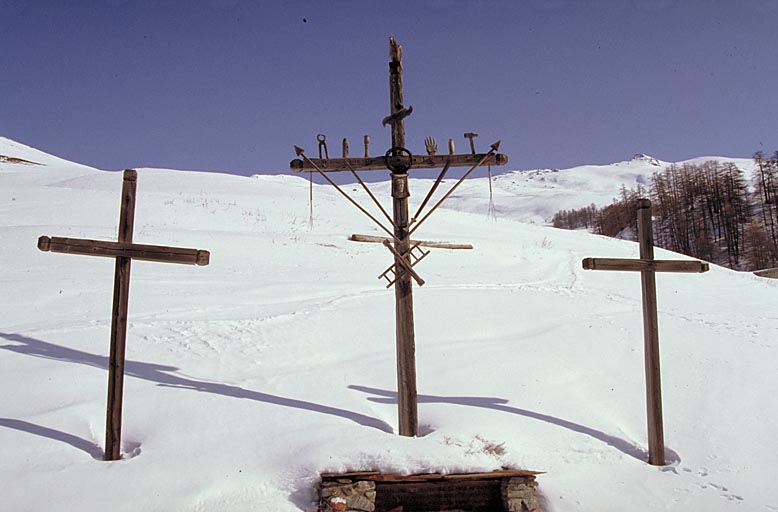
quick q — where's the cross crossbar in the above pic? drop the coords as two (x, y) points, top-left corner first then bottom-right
(582, 258), (708, 273)
(290, 153), (507, 173)
(349, 233), (473, 250)
(38, 236), (210, 266)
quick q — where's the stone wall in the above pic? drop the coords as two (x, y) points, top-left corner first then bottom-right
(502, 476), (541, 512)
(319, 478), (376, 512)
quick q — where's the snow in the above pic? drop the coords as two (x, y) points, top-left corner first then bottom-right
(1, 137), (776, 511)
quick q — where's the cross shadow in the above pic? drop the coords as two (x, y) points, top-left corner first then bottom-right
(349, 384), (659, 463)
(0, 332), (393, 433)
(0, 418), (104, 460)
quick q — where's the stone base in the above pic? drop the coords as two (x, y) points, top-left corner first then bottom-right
(318, 470), (542, 512)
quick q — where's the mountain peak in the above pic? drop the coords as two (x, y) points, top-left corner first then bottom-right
(630, 153), (661, 166)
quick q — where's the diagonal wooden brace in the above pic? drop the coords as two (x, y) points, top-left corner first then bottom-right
(381, 239), (426, 287)
(380, 247), (431, 288)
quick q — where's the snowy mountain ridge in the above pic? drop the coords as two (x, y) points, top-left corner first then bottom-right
(2, 136), (755, 225)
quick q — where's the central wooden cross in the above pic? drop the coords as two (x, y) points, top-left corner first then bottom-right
(290, 36), (507, 437)
(38, 169), (210, 461)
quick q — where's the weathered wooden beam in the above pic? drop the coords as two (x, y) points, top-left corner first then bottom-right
(349, 233), (473, 250)
(636, 200), (664, 467)
(320, 470), (544, 481)
(582, 257), (709, 273)
(38, 236), (210, 266)
(290, 152), (508, 173)
(106, 169), (136, 462)
(386, 34), (418, 439)
(754, 267), (778, 279)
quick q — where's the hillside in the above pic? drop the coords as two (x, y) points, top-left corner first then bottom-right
(1, 137), (776, 511)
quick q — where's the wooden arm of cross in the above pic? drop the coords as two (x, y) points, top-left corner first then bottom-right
(582, 258), (708, 273)
(349, 233), (473, 250)
(290, 152), (508, 173)
(381, 239), (428, 287)
(38, 236), (210, 265)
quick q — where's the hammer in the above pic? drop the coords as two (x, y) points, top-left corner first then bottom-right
(464, 132), (478, 154)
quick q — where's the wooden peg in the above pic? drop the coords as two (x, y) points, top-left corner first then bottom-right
(364, 135), (370, 158)
(342, 138), (349, 159)
(448, 138), (455, 155)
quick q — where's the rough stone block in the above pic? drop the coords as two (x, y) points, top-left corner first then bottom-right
(348, 495), (375, 512)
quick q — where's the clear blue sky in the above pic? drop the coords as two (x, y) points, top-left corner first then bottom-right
(2, 0), (778, 179)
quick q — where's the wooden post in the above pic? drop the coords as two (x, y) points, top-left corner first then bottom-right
(581, 198), (708, 466)
(37, 169), (210, 461)
(637, 198), (664, 466)
(387, 35), (418, 437)
(106, 169), (136, 461)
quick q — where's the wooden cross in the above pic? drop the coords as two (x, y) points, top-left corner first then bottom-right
(582, 198), (708, 466)
(37, 169), (210, 461)
(290, 36), (507, 437)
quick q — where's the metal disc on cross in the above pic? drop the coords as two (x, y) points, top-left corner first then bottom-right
(384, 147), (413, 173)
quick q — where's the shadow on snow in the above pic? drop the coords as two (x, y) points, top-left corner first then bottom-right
(0, 418), (104, 460)
(0, 332), (394, 445)
(0, 332), (680, 465)
(348, 384), (679, 464)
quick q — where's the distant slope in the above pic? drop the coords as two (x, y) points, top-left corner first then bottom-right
(427, 153), (756, 225)
(0, 136), (100, 172)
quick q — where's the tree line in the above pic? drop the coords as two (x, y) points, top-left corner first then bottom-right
(552, 153), (778, 271)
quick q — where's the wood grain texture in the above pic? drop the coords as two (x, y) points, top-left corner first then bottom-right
(582, 257), (708, 273)
(38, 236), (210, 266)
(105, 170), (137, 461)
(349, 233), (472, 250)
(289, 152), (508, 173)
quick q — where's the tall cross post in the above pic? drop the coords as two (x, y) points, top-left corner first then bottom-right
(386, 37), (417, 437)
(582, 198), (708, 465)
(37, 169), (210, 460)
(290, 36), (507, 436)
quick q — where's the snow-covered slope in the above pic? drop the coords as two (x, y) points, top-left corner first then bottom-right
(0, 136), (99, 172)
(1, 138), (776, 511)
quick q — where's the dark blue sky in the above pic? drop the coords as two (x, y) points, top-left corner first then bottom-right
(2, 0), (778, 179)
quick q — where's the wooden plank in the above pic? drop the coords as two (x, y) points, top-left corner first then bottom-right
(387, 35), (418, 439)
(349, 233), (473, 250)
(320, 471), (382, 479)
(637, 199), (665, 467)
(38, 236), (210, 266)
(582, 257), (709, 273)
(441, 470), (544, 480)
(754, 267), (778, 279)
(105, 169), (137, 461)
(320, 469), (544, 482)
(289, 152), (508, 173)
(369, 473), (444, 482)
